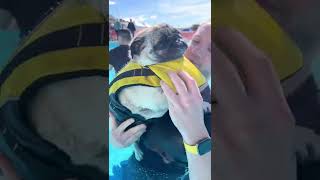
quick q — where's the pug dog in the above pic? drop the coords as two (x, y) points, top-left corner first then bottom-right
(116, 24), (210, 161)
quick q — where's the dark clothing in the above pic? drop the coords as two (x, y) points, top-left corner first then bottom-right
(127, 22), (136, 31)
(127, 22), (136, 36)
(287, 76), (320, 180)
(0, 0), (63, 37)
(201, 85), (212, 102)
(109, 45), (131, 72)
(287, 76), (320, 134)
(110, 147), (188, 180)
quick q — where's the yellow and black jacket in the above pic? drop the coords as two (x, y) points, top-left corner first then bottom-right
(0, 1), (107, 179)
(109, 56), (207, 128)
(213, 0), (304, 81)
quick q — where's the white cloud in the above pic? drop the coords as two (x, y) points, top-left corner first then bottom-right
(158, 0), (211, 20)
(117, 0), (210, 28)
(109, 1), (116, 5)
(150, 15), (157, 19)
(170, 15), (178, 19)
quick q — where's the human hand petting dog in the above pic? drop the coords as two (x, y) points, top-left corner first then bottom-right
(212, 28), (296, 180)
(160, 71), (211, 180)
(109, 112), (146, 148)
(160, 71), (210, 145)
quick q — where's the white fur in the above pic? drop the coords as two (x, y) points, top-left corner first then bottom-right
(119, 86), (169, 119)
(132, 40), (159, 66)
(120, 37), (170, 120)
(29, 76), (108, 172)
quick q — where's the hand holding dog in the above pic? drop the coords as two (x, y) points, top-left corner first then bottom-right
(109, 112), (146, 148)
(160, 71), (210, 145)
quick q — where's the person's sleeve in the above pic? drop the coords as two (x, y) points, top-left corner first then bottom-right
(204, 112), (212, 137)
(109, 49), (116, 66)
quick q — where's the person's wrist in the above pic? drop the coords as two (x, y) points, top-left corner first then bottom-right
(182, 128), (210, 145)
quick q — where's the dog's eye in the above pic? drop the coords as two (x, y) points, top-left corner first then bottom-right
(176, 39), (182, 43)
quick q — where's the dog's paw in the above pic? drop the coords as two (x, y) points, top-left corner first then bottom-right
(202, 101), (211, 113)
(134, 144), (144, 161)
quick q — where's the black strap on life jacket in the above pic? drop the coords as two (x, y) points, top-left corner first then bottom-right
(109, 66), (162, 129)
(0, 22), (108, 87)
(109, 67), (155, 88)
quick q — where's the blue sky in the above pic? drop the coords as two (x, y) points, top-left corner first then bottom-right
(109, 0), (211, 28)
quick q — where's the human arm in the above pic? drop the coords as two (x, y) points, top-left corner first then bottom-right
(160, 71), (211, 180)
(0, 154), (20, 180)
(109, 112), (146, 148)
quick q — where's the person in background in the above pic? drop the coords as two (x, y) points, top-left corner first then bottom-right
(114, 19), (121, 39)
(120, 19), (124, 29)
(109, 23), (113, 41)
(109, 29), (132, 72)
(127, 19), (136, 37)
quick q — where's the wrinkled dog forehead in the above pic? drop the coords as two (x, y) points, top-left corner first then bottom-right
(148, 24), (181, 44)
(136, 24), (181, 45)
(130, 24), (181, 57)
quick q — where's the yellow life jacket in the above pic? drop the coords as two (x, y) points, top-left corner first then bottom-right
(213, 0), (303, 81)
(109, 56), (207, 124)
(0, 1), (107, 179)
(0, 0), (107, 107)
(110, 56), (207, 94)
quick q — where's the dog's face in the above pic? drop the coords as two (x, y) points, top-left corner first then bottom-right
(130, 24), (188, 66)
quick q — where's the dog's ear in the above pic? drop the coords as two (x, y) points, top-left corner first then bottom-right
(130, 36), (146, 58)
